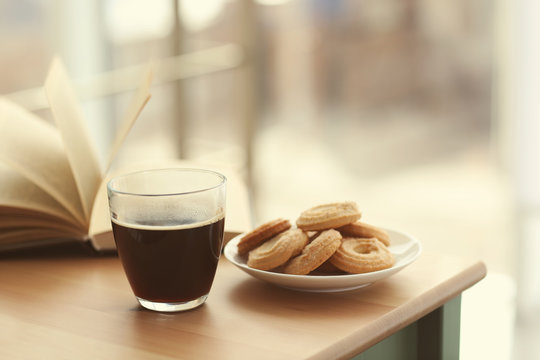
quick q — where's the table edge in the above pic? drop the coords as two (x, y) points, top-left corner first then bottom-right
(309, 260), (487, 360)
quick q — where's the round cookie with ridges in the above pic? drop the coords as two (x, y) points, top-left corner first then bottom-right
(329, 237), (394, 274)
(247, 228), (308, 271)
(237, 218), (291, 255)
(284, 229), (342, 275)
(296, 202), (361, 231)
(337, 221), (390, 246)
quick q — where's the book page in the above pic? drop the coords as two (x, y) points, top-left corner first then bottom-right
(105, 63), (153, 172)
(44, 57), (102, 221)
(0, 213), (84, 235)
(0, 228), (84, 249)
(0, 98), (86, 226)
(0, 163), (80, 227)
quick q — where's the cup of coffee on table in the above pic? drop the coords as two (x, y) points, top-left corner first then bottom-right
(107, 168), (226, 312)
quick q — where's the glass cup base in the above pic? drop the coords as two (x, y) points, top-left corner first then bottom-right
(136, 294), (208, 312)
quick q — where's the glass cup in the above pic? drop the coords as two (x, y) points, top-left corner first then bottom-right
(107, 168), (226, 312)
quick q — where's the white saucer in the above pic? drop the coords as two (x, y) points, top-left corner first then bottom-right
(223, 228), (422, 292)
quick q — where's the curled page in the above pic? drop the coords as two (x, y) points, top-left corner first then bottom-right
(44, 57), (102, 221)
(0, 163), (79, 227)
(0, 98), (86, 227)
(105, 63), (153, 172)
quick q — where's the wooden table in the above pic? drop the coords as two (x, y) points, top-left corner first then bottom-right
(0, 243), (485, 359)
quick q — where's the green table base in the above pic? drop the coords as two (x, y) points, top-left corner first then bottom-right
(353, 295), (461, 360)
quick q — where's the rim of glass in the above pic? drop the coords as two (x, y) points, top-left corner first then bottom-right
(107, 168), (227, 197)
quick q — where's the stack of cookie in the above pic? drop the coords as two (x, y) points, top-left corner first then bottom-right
(236, 202), (395, 275)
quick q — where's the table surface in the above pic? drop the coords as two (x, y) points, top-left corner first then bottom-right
(0, 245), (486, 360)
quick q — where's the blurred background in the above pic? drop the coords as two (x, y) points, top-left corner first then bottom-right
(1, 0), (539, 358)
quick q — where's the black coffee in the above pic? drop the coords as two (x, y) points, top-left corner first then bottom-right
(112, 216), (225, 303)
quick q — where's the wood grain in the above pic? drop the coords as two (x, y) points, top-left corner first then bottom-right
(0, 250), (486, 359)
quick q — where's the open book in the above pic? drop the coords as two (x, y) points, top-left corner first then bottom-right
(0, 58), (251, 252)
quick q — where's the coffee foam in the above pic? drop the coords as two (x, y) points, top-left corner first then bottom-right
(111, 207), (225, 231)
(109, 188), (225, 231)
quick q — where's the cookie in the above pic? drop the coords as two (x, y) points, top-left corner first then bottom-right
(283, 229), (342, 275)
(329, 237), (394, 274)
(237, 218), (291, 255)
(338, 221), (390, 246)
(247, 228), (308, 270)
(296, 202), (361, 231)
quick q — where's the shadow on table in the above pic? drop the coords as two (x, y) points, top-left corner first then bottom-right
(227, 276), (390, 319)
